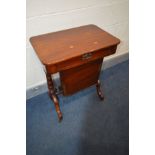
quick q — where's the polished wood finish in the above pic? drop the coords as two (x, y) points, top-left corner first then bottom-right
(30, 24), (120, 121)
(45, 73), (63, 121)
(30, 25), (120, 71)
(45, 46), (117, 74)
(60, 58), (103, 95)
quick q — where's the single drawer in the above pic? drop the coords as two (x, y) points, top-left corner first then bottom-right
(46, 45), (117, 74)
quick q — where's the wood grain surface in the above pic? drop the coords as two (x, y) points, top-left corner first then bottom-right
(30, 24), (120, 66)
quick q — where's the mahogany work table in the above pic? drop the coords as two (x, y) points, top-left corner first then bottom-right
(30, 24), (120, 121)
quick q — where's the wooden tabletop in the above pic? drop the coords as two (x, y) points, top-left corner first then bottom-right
(30, 25), (120, 66)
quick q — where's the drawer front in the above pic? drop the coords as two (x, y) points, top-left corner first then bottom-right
(60, 58), (103, 96)
(46, 45), (117, 74)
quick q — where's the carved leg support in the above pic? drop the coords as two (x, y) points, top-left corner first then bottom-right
(96, 80), (104, 100)
(46, 73), (63, 122)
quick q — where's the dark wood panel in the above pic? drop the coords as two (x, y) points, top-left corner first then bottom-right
(60, 58), (103, 95)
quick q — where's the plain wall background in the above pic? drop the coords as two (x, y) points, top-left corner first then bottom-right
(26, 0), (129, 89)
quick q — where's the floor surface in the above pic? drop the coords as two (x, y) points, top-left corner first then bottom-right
(27, 60), (129, 155)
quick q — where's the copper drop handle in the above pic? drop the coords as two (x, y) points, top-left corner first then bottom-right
(82, 53), (92, 60)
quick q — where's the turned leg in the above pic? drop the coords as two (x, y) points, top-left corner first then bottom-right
(46, 73), (63, 121)
(96, 80), (104, 100)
